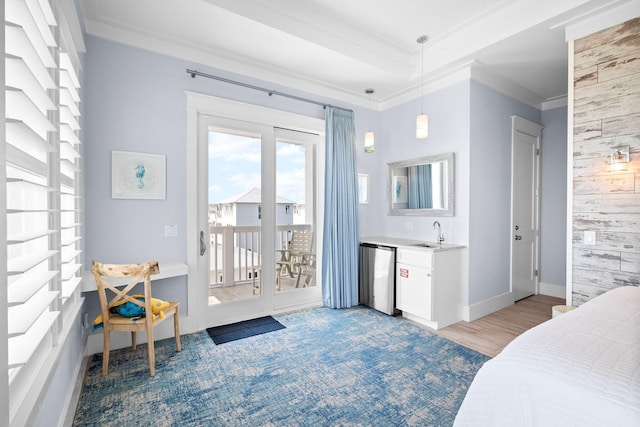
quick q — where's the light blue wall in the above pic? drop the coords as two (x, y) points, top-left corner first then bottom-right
(468, 81), (541, 304)
(358, 81), (471, 247)
(82, 35), (566, 337)
(81, 35), (369, 329)
(540, 106), (568, 287)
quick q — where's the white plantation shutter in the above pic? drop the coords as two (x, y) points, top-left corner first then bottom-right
(6, 0), (60, 373)
(58, 51), (82, 303)
(4, 0), (84, 422)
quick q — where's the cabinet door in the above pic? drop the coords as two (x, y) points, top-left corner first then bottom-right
(396, 262), (432, 320)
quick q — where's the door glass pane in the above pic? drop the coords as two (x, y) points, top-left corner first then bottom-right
(207, 130), (262, 304)
(275, 138), (316, 293)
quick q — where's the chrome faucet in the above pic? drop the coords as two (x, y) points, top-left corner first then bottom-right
(433, 221), (444, 244)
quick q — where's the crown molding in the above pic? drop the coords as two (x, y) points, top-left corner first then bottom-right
(84, 19), (371, 110)
(563, 0), (640, 41)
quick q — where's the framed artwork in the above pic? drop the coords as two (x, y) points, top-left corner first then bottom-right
(393, 176), (407, 203)
(111, 150), (166, 199)
(358, 174), (369, 204)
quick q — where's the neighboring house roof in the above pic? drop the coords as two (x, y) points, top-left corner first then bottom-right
(215, 188), (295, 205)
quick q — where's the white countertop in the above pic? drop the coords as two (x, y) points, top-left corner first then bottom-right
(360, 236), (465, 252)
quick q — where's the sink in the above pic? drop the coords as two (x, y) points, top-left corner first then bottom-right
(410, 243), (436, 248)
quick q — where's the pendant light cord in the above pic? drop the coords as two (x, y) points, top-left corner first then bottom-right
(417, 35), (428, 114)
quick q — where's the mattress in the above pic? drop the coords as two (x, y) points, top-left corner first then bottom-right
(454, 286), (640, 427)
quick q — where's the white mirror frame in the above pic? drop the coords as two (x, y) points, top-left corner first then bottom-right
(387, 152), (455, 217)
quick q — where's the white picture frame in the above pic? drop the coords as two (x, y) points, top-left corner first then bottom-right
(358, 174), (369, 204)
(111, 150), (166, 199)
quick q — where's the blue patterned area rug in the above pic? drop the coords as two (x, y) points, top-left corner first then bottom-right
(73, 306), (489, 426)
(206, 315), (285, 344)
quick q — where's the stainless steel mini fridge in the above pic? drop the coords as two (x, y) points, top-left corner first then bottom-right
(359, 243), (397, 315)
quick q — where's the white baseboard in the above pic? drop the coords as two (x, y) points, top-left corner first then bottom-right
(539, 282), (566, 299)
(61, 355), (89, 427)
(462, 291), (513, 322)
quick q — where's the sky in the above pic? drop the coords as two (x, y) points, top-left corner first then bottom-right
(208, 131), (307, 204)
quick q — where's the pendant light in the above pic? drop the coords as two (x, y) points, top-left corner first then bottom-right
(364, 88), (375, 153)
(416, 35), (429, 139)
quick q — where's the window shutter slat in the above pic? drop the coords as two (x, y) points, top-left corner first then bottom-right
(59, 70), (79, 101)
(5, 25), (56, 90)
(6, 57), (55, 112)
(59, 105), (80, 130)
(61, 263), (81, 281)
(6, 0), (56, 67)
(61, 249), (81, 263)
(59, 88), (80, 116)
(6, 121), (52, 158)
(60, 123), (81, 145)
(8, 270), (58, 306)
(6, 142), (48, 177)
(8, 311), (60, 368)
(59, 52), (80, 88)
(62, 277), (82, 300)
(7, 229), (55, 244)
(6, 90), (56, 138)
(7, 290), (59, 337)
(7, 250), (58, 276)
(60, 141), (80, 160)
(60, 235), (81, 247)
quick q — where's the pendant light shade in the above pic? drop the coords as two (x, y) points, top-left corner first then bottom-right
(416, 35), (429, 140)
(416, 113), (429, 139)
(364, 131), (375, 152)
(364, 88), (375, 153)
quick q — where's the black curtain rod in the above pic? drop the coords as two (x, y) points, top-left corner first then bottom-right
(186, 69), (352, 113)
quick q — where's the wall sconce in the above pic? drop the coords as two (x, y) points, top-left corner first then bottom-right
(416, 35), (429, 139)
(610, 146), (630, 171)
(364, 88), (375, 153)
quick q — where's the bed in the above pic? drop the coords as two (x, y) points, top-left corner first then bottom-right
(454, 286), (640, 426)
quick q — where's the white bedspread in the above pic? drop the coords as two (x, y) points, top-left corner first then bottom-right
(454, 286), (640, 427)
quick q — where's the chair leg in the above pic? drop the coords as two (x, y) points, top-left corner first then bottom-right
(295, 269), (303, 288)
(131, 331), (136, 351)
(102, 329), (110, 376)
(174, 306), (181, 352)
(147, 328), (155, 377)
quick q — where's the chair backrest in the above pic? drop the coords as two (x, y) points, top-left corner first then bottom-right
(92, 261), (159, 323)
(288, 230), (314, 254)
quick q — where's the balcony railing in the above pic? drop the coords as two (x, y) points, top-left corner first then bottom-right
(209, 224), (312, 287)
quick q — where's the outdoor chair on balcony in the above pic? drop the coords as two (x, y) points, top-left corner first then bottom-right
(92, 261), (181, 376)
(276, 230), (314, 290)
(295, 253), (316, 288)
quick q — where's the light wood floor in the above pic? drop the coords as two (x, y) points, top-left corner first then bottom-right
(422, 294), (565, 357)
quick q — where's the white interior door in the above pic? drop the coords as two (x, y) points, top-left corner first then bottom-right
(510, 116), (542, 301)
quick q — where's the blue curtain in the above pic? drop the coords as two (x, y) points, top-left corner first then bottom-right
(408, 164), (433, 209)
(322, 108), (360, 309)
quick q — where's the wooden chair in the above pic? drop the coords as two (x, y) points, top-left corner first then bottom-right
(276, 230), (314, 289)
(92, 261), (181, 376)
(295, 253), (316, 288)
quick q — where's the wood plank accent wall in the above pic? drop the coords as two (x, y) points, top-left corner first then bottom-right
(572, 17), (640, 306)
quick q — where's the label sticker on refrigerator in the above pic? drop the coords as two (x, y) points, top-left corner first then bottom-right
(400, 268), (409, 278)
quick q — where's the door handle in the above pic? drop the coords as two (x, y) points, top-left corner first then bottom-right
(200, 230), (206, 256)
(515, 235), (522, 241)
(515, 225), (519, 230)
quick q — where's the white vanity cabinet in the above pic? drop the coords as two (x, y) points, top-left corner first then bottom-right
(396, 247), (463, 330)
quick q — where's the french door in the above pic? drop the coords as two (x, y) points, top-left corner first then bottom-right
(190, 94), (324, 328)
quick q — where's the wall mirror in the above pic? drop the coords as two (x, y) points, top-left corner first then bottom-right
(388, 152), (455, 216)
